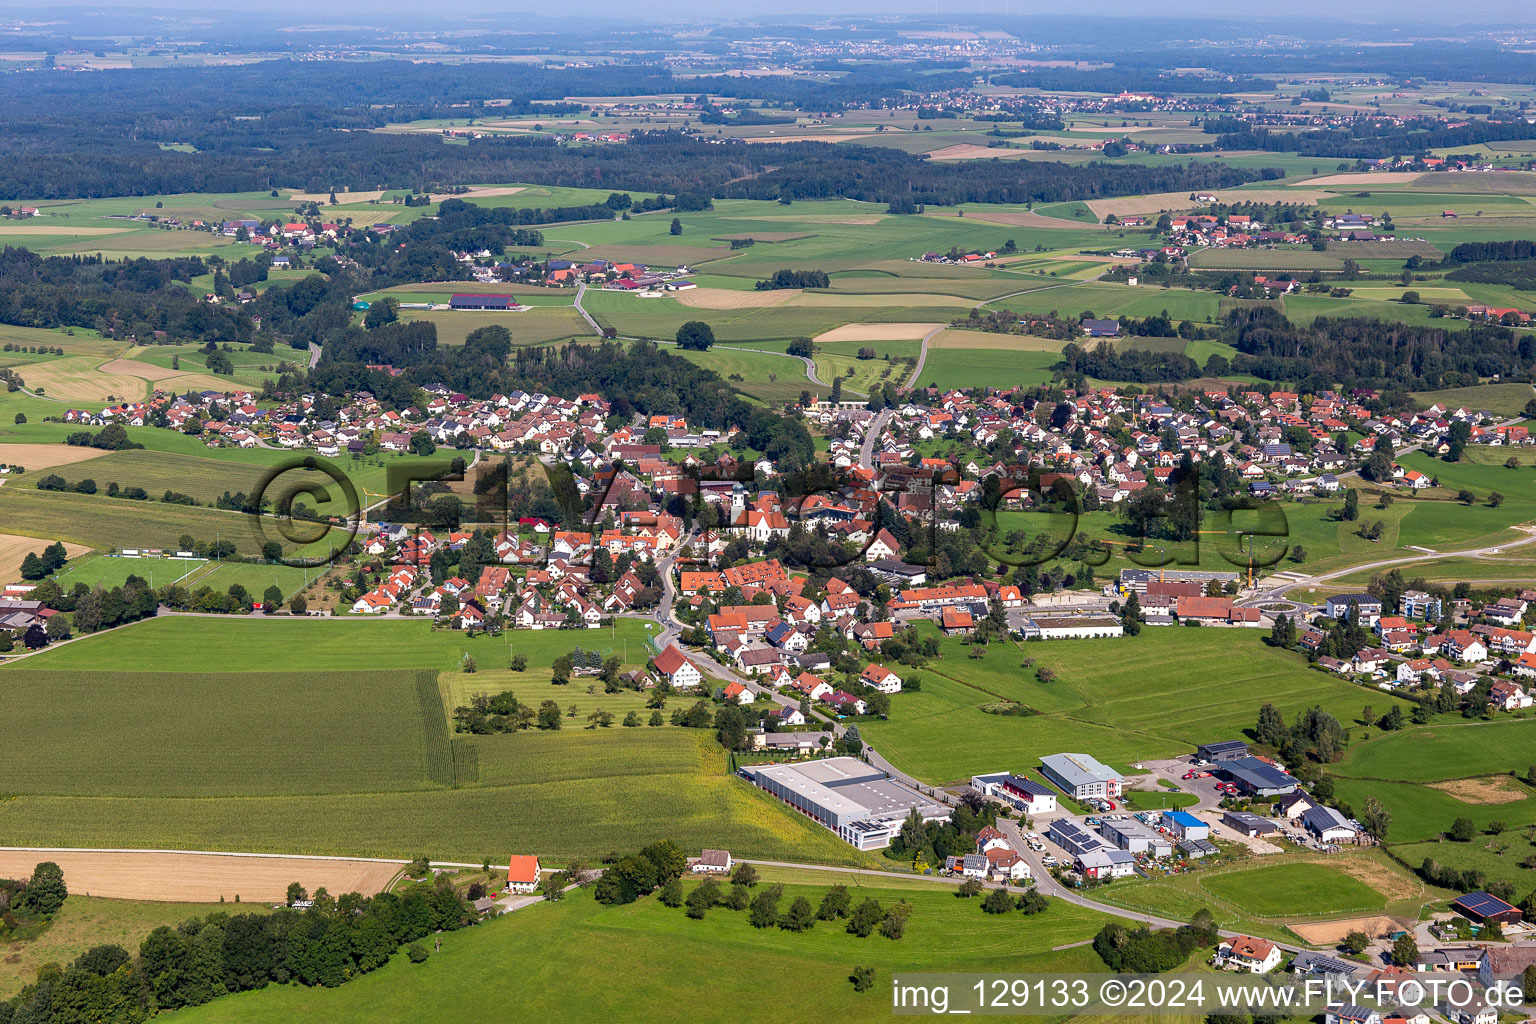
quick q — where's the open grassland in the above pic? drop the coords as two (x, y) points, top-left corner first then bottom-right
(0, 895), (265, 999)
(1096, 851), (1427, 939)
(168, 881), (1112, 1024)
(13, 615), (658, 673)
(0, 487), (292, 554)
(858, 627), (1408, 784)
(915, 345), (1059, 391)
(1336, 719), (1536, 783)
(1408, 383), (1536, 418)
(1198, 862), (1388, 917)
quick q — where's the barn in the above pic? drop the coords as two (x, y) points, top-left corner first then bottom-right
(450, 294), (519, 311)
(1452, 891), (1524, 926)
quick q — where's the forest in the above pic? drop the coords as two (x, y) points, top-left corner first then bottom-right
(1210, 117), (1536, 159)
(1224, 307), (1536, 390)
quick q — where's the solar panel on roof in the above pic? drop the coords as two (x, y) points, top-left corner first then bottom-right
(1454, 891), (1517, 916)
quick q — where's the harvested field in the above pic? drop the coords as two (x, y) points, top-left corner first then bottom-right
(21, 357), (147, 402)
(1290, 915), (1405, 945)
(0, 444), (112, 470)
(933, 209), (1110, 231)
(1290, 172), (1426, 187)
(1087, 189), (1332, 220)
(1327, 856), (1424, 902)
(1429, 775), (1530, 804)
(0, 226), (130, 236)
(814, 322), (945, 343)
(674, 287), (798, 309)
(926, 144), (1039, 161)
(1414, 171), (1536, 194)
(0, 849), (400, 903)
(98, 357), (181, 381)
(0, 532), (91, 580)
(791, 292), (971, 308)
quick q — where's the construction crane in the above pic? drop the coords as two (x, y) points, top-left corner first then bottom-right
(358, 488), (392, 528)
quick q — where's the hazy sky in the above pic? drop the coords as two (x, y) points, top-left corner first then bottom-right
(22, 1), (1536, 28)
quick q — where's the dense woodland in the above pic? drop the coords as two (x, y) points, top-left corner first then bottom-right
(1224, 308), (1536, 390)
(1209, 117), (1536, 159)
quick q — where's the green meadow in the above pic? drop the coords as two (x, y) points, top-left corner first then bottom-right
(170, 879), (1113, 1024)
(857, 626), (1408, 784)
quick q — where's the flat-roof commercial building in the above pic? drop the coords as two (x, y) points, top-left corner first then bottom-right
(1219, 756), (1299, 797)
(1197, 740), (1249, 762)
(1047, 818), (1108, 858)
(1163, 810), (1211, 841)
(739, 757), (949, 850)
(1221, 810), (1280, 836)
(1040, 753), (1122, 801)
(1119, 569), (1239, 594)
(1098, 817), (1173, 858)
(1021, 615), (1124, 640)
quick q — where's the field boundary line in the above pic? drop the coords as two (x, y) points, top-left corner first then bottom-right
(0, 846), (496, 869)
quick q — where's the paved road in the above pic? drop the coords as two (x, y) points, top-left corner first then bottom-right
(1242, 524), (1536, 607)
(904, 324), (945, 388)
(572, 282), (604, 337)
(990, 817), (1306, 952)
(308, 342), (322, 369)
(860, 408), (893, 470)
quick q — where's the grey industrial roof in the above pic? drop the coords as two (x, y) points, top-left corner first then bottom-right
(1223, 756), (1299, 791)
(1040, 752), (1119, 787)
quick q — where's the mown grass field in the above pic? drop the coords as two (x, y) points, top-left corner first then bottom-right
(1198, 862), (1386, 917)
(1096, 851), (1427, 939)
(169, 879), (1112, 1024)
(857, 627), (1407, 784)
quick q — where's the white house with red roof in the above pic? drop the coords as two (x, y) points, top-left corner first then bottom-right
(652, 645), (702, 689)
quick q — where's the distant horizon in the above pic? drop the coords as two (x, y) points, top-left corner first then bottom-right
(4, 4), (1535, 30)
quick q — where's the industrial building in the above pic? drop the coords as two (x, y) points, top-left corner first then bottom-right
(1163, 810), (1211, 841)
(1047, 818), (1108, 858)
(1218, 756), (1300, 797)
(1221, 810), (1280, 836)
(1119, 569), (1239, 594)
(1018, 615), (1124, 640)
(970, 772), (1058, 815)
(1197, 740), (1250, 762)
(1039, 752), (1122, 801)
(1098, 817), (1173, 858)
(739, 757), (949, 850)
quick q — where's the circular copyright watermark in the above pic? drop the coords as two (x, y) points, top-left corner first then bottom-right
(250, 458), (361, 568)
